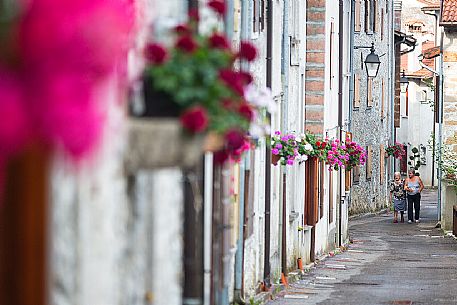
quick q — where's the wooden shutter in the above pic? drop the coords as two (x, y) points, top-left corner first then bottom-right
(319, 161), (324, 220)
(381, 8), (384, 40)
(329, 171), (334, 223)
(381, 78), (385, 118)
(353, 165), (360, 184)
(305, 157), (319, 226)
(355, 0), (361, 32)
(380, 145), (385, 185)
(366, 145), (373, 180)
(367, 77), (373, 107)
(354, 74), (361, 108)
(365, 0), (371, 33)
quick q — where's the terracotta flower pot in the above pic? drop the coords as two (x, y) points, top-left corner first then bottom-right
(271, 153), (280, 166)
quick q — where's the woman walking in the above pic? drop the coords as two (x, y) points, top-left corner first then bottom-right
(404, 168), (424, 223)
(390, 172), (406, 223)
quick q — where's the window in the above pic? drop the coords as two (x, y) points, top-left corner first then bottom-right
(365, 0), (376, 33)
(365, 0), (371, 33)
(253, 0), (265, 33)
(330, 21), (334, 89)
(366, 145), (373, 180)
(367, 77), (373, 108)
(353, 165), (360, 184)
(373, 0), (378, 33)
(355, 0), (361, 32)
(354, 74), (361, 108)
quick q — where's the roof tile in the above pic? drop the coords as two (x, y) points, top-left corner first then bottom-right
(442, 0), (457, 23)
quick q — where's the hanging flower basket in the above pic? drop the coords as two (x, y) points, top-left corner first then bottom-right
(124, 118), (204, 171)
(271, 153), (281, 165)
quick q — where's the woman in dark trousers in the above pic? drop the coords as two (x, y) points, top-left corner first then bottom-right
(404, 169), (424, 223)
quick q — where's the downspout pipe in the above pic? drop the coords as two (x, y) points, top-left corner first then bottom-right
(280, 0), (290, 277)
(264, 0), (273, 289)
(348, 0), (356, 132)
(234, 1), (249, 303)
(234, 157), (246, 304)
(337, 0), (344, 247)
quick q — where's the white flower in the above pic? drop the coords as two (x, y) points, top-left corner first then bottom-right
(295, 136), (302, 142)
(244, 84), (277, 113)
(304, 143), (313, 151)
(301, 155), (309, 161)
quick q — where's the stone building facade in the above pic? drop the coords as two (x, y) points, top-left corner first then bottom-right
(349, 0), (394, 214)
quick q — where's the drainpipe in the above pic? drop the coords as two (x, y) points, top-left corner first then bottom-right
(438, 29), (444, 223)
(390, 0), (396, 178)
(337, 0), (344, 247)
(348, 0), (355, 132)
(264, 0), (273, 289)
(280, 0), (290, 277)
(203, 154), (213, 305)
(234, 157), (246, 304)
(233, 1), (249, 303)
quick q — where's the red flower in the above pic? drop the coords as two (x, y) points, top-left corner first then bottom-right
(239, 41), (257, 62)
(316, 141), (321, 147)
(321, 142), (327, 148)
(222, 99), (234, 110)
(239, 71), (253, 85)
(219, 69), (244, 96)
(238, 103), (254, 121)
(188, 8), (200, 21)
(176, 35), (198, 53)
(209, 32), (230, 49)
(144, 43), (168, 64)
(180, 106), (209, 133)
(214, 149), (230, 164)
(225, 129), (245, 151)
(174, 24), (191, 34)
(208, 0), (226, 16)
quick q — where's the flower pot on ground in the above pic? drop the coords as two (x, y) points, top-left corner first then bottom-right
(125, 118), (204, 171)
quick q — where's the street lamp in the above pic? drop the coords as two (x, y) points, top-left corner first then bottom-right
(400, 70), (409, 93)
(354, 42), (381, 78)
(365, 44), (381, 78)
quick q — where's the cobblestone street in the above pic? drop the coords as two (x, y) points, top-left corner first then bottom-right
(268, 190), (457, 305)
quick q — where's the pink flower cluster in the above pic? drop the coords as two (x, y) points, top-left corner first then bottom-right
(271, 131), (299, 166)
(0, 0), (134, 162)
(326, 139), (350, 171)
(342, 138), (367, 170)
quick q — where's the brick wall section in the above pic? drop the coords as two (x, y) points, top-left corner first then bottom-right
(305, 0), (325, 136)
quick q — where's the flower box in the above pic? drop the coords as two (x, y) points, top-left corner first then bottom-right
(124, 118), (203, 172)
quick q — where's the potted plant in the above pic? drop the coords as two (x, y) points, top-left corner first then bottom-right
(127, 2), (272, 169)
(385, 142), (406, 160)
(342, 138), (367, 171)
(271, 131), (298, 166)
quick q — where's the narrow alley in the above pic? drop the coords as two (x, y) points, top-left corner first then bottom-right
(268, 190), (457, 305)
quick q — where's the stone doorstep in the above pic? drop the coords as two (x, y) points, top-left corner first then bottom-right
(256, 242), (351, 304)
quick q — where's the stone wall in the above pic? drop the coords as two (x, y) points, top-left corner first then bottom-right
(350, 0), (392, 215)
(441, 29), (457, 231)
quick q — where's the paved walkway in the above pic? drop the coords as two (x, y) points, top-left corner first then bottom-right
(267, 190), (457, 305)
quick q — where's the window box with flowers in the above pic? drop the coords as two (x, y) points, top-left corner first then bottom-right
(127, 2), (273, 170)
(271, 131), (299, 166)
